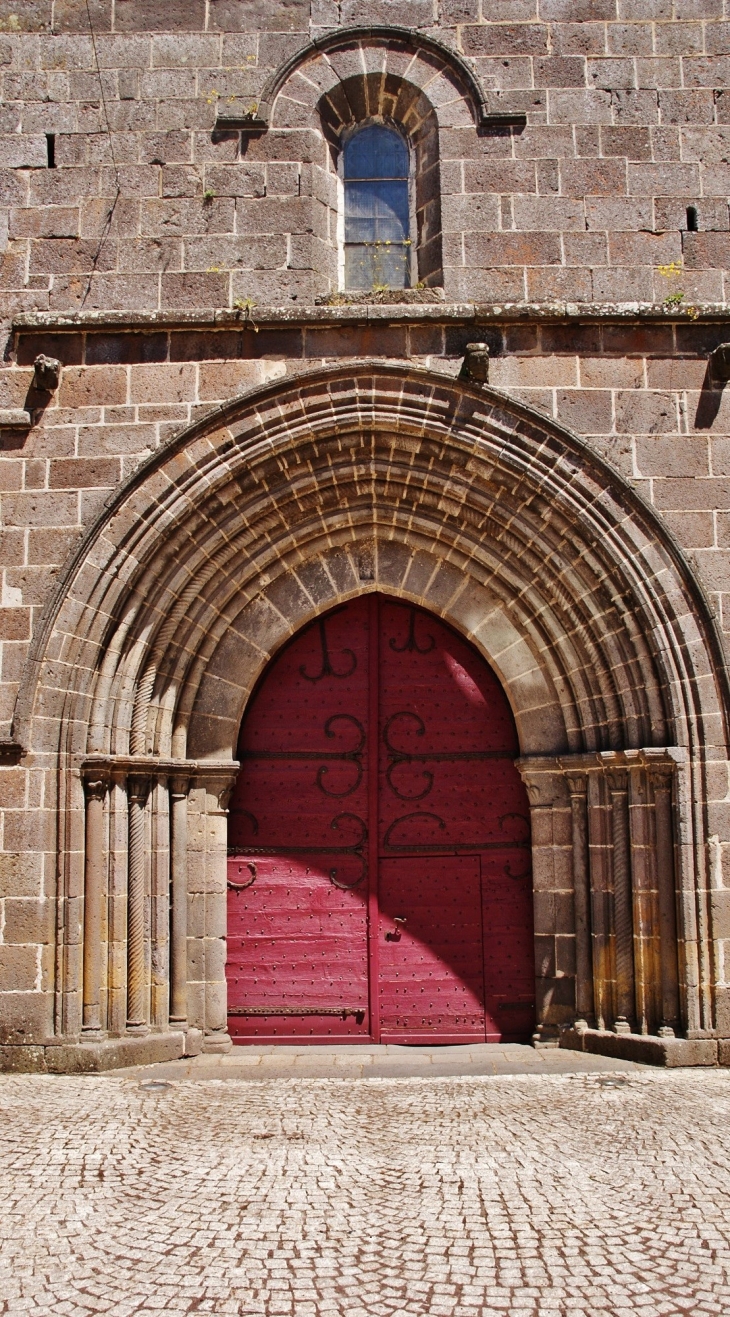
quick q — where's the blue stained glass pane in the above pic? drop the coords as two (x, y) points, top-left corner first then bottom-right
(345, 180), (409, 242)
(345, 244), (409, 290)
(344, 124), (408, 180)
(342, 124), (410, 290)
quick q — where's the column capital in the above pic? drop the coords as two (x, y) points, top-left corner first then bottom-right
(564, 771), (588, 797)
(514, 756), (564, 807)
(606, 767), (629, 794)
(647, 763), (674, 791)
(83, 772), (109, 803)
(127, 775), (151, 806)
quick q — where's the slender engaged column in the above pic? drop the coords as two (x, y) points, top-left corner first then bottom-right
(585, 769), (612, 1032)
(565, 772), (594, 1027)
(82, 775), (108, 1035)
(126, 776), (150, 1033)
(169, 776), (190, 1026)
(650, 766), (680, 1035)
(608, 769), (635, 1032)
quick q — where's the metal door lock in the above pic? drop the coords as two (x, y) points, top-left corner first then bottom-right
(385, 915), (407, 942)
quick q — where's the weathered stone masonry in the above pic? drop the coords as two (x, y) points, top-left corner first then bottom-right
(3, 1), (730, 1069)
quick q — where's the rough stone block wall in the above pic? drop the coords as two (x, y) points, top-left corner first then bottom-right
(0, 2), (729, 312)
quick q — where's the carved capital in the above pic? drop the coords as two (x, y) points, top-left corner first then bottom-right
(564, 771), (588, 798)
(647, 764), (673, 793)
(606, 768), (629, 794)
(170, 774), (191, 800)
(127, 775), (151, 807)
(192, 767), (239, 813)
(217, 780), (236, 812)
(514, 757), (563, 807)
(83, 774), (109, 803)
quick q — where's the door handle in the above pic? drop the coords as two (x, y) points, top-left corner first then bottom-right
(385, 915), (407, 942)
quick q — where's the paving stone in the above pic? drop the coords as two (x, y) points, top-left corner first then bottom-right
(1, 1067), (729, 1314)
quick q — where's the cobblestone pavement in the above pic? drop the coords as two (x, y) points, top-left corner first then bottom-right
(2, 1064), (730, 1316)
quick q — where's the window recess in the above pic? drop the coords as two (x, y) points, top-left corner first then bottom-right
(343, 124), (411, 291)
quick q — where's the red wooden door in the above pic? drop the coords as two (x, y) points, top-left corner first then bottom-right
(227, 595), (535, 1044)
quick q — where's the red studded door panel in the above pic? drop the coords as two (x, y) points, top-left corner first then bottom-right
(226, 595), (535, 1044)
(227, 604), (371, 1039)
(378, 857), (485, 1043)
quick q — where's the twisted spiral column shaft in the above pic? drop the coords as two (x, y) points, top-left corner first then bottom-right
(126, 778), (149, 1031)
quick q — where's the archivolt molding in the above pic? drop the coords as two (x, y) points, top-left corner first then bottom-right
(15, 360), (730, 1048)
(219, 26), (494, 134)
(14, 361), (729, 777)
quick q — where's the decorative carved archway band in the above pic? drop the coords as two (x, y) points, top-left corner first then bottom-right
(15, 363), (728, 1063)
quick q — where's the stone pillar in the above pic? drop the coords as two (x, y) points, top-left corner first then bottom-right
(187, 767), (238, 1053)
(169, 775), (190, 1027)
(82, 774), (108, 1036)
(586, 767), (613, 1032)
(150, 776), (170, 1029)
(565, 771), (594, 1028)
(515, 757), (572, 1045)
(106, 774), (129, 1037)
(126, 776), (150, 1034)
(627, 761), (659, 1036)
(608, 768), (635, 1032)
(650, 765), (681, 1036)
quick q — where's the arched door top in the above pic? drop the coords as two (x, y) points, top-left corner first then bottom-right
(13, 360), (728, 771)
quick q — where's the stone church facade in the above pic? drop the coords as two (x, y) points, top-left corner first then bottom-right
(2, 0), (730, 1070)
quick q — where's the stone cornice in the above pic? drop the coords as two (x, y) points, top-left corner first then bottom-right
(517, 748), (687, 775)
(81, 755), (239, 778)
(11, 302), (730, 334)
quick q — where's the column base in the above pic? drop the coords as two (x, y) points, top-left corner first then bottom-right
(202, 1030), (232, 1054)
(183, 1027), (203, 1056)
(532, 1024), (560, 1049)
(0, 1032), (185, 1074)
(560, 1026), (718, 1067)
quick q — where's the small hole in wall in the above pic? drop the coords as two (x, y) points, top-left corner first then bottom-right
(687, 205), (698, 231)
(46, 133), (55, 168)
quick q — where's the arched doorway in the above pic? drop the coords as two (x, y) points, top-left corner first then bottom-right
(226, 594), (535, 1045)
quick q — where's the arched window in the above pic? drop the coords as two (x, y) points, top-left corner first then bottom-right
(343, 124), (411, 291)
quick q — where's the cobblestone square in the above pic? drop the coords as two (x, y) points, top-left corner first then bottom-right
(2, 1060), (730, 1316)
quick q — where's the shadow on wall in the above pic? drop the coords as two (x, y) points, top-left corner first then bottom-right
(694, 342), (730, 429)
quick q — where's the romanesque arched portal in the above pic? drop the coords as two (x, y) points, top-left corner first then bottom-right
(9, 363), (730, 1069)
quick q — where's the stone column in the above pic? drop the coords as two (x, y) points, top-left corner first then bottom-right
(626, 761), (659, 1036)
(608, 768), (635, 1033)
(82, 774), (108, 1036)
(169, 775), (190, 1027)
(585, 767), (612, 1032)
(565, 771), (594, 1028)
(126, 776), (150, 1034)
(515, 757), (572, 1044)
(187, 767), (238, 1052)
(650, 765), (680, 1036)
(150, 776), (170, 1029)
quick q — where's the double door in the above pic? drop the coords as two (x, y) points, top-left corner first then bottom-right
(226, 595), (535, 1044)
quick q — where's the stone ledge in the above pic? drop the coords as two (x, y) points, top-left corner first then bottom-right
(11, 301), (730, 335)
(0, 409), (31, 429)
(561, 1027), (718, 1068)
(0, 1032), (185, 1074)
